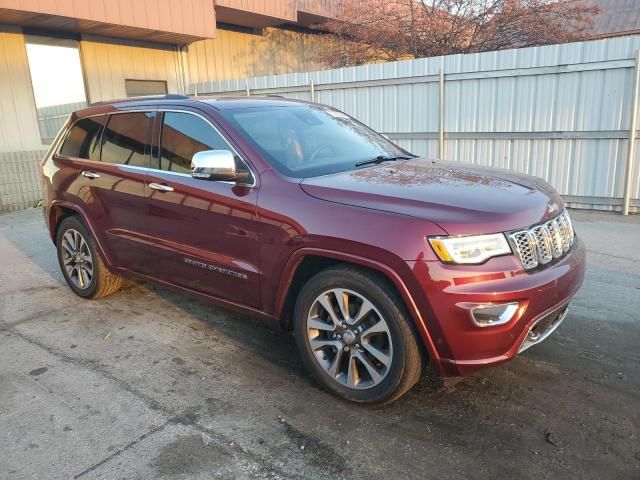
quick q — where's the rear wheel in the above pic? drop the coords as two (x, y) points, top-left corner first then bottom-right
(56, 216), (125, 299)
(293, 266), (423, 405)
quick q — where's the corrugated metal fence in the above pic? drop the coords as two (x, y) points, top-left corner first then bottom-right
(36, 102), (87, 142)
(189, 35), (640, 213)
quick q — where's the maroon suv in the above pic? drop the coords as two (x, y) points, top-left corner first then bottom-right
(41, 95), (585, 404)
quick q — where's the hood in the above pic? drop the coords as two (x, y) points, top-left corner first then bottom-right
(300, 158), (564, 236)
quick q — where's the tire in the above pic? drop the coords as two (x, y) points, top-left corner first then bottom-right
(293, 266), (423, 405)
(56, 215), (125, 299)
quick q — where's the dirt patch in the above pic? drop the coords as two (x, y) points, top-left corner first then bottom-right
(151, 434), (234, 477)
(280, 418), (351, 479)
(28, 366), (48, 376)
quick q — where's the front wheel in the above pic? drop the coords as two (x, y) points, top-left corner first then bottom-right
(293, 266), (423, 405)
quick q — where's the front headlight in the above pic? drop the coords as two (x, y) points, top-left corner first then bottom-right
(428, 233), (512, 264)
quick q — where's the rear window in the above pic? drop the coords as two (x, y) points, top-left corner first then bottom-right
(59, 117), (104, 160)
(101, 112), (154, 167)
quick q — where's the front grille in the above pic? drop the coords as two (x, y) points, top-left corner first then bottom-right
(508, 210), (575, 271)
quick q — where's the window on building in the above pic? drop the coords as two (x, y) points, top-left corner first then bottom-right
(59, 117), (104, 160)
(101, 112), (155, 167)
(125, 80), (168, 97)
(25, 36), (88, 144)
(159, 112), (230, 173)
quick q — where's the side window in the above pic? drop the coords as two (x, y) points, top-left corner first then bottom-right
(101, 112), (154, 167)
(59, 117), (104, 160)
(159, 112), (230, 173)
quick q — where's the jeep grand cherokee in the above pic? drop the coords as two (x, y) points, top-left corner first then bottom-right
(41, 95), (585, 404)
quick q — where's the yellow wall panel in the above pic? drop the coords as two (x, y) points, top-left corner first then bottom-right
(0, 26), (43, 152)
(80, 35), (183, 103)
(186, 27), (322, 85)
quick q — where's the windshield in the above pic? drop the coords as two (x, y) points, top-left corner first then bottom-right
(220, 105), (411, 178)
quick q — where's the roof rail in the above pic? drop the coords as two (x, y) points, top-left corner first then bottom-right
(89, 93), (190, 107)
(160, 94), (190, 100)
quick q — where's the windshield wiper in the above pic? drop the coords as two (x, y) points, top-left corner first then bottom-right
(355, 155), (412, 167)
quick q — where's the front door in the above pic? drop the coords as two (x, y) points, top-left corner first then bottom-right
(144, 109), (261, 308)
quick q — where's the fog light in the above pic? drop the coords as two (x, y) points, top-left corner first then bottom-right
(471, 302), (519, 327)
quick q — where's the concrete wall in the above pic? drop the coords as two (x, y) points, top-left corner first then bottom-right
(0, 151), (45, 212)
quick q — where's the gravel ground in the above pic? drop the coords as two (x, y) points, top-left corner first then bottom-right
(0, 208), (639, 480)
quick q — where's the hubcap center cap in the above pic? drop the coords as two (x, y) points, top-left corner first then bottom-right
(342, 330), (356, 346)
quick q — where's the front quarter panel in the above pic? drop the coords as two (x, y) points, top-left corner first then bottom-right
(256, 169), (450, 366)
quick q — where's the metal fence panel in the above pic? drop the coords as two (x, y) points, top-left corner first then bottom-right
(36, 102), (86, 142)
(190, 36), (640, 212)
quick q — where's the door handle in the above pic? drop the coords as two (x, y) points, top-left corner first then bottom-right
(149, 183), (174, 192)
(81, 171), (100, 179)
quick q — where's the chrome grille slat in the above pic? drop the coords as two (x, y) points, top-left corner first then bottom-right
(545, 219), (563, 258)
(509, 210), (574, 271)
(511, 231), (538, 270)
(531, 225), (553, 264)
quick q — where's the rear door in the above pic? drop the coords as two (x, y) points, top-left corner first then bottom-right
(60, 110), (155, 273)
(143, 108), (261, 307)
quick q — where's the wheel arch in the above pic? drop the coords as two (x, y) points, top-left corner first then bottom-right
(48, 201), (114, 268)
(276, 248), (442, 370)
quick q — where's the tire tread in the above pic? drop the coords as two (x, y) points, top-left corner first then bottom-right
(56, 216), (125, 299)
(293, 265), (424, 405)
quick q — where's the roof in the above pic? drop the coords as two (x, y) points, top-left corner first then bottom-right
(200, 96), (310, 110)
(0, 0), (339, 45)
(584, 0), (640, 38)
(214, 0), (340, 29)
(78, 95), (310, 116)
(0, 0), (217, 44)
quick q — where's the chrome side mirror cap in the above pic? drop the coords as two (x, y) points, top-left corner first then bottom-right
(191, 150), (237, 181)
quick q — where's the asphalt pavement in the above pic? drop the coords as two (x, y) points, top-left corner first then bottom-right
(1, 208), (639, 479)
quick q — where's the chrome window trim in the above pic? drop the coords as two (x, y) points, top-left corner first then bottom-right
(56, 107), (257, 188)
(119, 164), (191, 179)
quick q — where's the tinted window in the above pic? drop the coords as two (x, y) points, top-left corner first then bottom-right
(159, 112), (229, 173)
(59, 117), (104, 160)
(221, 105), (408, 178)
(101, 112), (154, 167)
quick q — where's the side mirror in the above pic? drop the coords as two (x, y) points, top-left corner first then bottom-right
(191, 150), (237, 181)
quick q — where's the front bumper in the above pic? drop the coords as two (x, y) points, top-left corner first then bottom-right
(410, 236), (586, 377)
(518, 304), (568, 353)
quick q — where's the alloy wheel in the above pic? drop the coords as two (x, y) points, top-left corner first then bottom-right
(60, 229), (94, 289)
(306, 288), (393, 389)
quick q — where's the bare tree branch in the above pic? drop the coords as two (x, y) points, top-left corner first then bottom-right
(311, 0), (600, 68)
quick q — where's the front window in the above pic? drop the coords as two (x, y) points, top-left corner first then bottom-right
(159, 112), (230, 174)
(221, 105), (409, 178)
